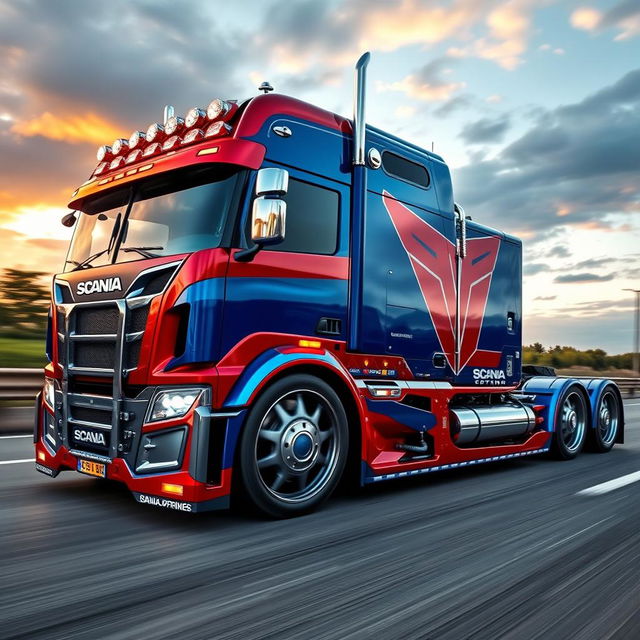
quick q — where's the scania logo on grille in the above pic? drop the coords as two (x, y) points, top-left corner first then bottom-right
(73, 428), (107, 446)
(76, 277), (122, 296)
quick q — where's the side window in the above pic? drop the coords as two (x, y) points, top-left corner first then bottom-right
(263, 178), (339, 255)
(381, 152), (430, 189)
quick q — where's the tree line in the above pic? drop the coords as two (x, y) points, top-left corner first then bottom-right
(523, 343), (634, 371)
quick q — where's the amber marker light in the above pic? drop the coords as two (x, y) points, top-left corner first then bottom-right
(161, 483), (184, 496)
(299, 339), (322, 348)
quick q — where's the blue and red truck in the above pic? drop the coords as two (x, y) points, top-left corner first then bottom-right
(34, 54), (624, 516)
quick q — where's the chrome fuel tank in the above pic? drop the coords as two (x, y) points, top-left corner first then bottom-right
(450, 403), (536, 446)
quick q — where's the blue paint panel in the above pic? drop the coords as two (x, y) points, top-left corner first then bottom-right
(365, 398), (436, 432)
(520, 376), (590, 432)
(224, 348), (343, 407)
(166, 277), (225, 370)
(221, 277), (348, 358)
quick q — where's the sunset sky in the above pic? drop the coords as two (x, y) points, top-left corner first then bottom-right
(0, 0), (639, 353)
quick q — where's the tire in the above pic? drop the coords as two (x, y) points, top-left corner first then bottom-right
(236, 374), (349, 518)
(551, 385), (588, 460)
(589, 386), (621, 453)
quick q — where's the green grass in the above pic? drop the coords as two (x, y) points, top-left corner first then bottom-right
(0, 336), (47, 368)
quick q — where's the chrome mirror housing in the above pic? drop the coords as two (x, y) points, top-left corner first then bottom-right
(251, 197), (286, 245)
(256, 167), (289, 196)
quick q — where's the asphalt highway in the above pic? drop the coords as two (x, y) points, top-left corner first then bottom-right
(1, 399), (639, 639)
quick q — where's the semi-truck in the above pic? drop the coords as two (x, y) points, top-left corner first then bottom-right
(34, 53), (624, 517)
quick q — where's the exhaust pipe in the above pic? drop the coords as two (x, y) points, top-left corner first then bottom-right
(348, 52), (371, 351)
(352, 52), (370, 166)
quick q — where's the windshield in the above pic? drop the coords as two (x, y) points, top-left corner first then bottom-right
(65, 165), (246, 271)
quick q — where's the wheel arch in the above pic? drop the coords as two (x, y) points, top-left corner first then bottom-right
(577, 378), (625, 444)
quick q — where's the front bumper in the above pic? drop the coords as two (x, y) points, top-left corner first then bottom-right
(34, 393), (245, 513)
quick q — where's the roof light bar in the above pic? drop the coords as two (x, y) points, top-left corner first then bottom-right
(94, 162), (108, 175)
(96, 145), (113, 162)
(112, 138), (129, 156)
(162, 135), (182, 151)
(129, 131), (146, 149)
(207, 99), (231, 120)
(109, 156), (125, 170)
(125, 149), (143, 164)
(204, 121), (231, 138)
(143, 142), (162, 157)
(182, 128), (204, 145)
(185, 107), (206, 129)
(146, 122), (165, 143)
(164, 115), (184, 136)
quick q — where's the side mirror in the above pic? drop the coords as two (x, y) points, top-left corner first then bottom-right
(61, 211), (77, 227)
(251, 197), (286, 245)
(256, 167), (288, 196)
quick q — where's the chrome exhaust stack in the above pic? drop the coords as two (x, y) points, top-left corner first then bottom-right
(352, 52), (370, 166)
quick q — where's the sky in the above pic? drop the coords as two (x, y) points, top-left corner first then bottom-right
(0, 0), (639, 354)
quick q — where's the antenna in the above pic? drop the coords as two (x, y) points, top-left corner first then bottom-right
(258, 82), (274, 94)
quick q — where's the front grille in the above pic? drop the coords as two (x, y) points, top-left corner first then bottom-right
(71, 405), (112, 426)
(76, 306), (119, 335)
(128, 306), (149, 333)
(74, 342), (116, 369)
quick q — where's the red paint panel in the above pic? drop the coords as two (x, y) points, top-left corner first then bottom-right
(227, 251), (349, 280)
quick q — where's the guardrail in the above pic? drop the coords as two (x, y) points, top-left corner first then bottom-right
(0, 368), (43, 400)
(0, 369), (637, 400)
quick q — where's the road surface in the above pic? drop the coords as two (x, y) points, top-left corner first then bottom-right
(1, 399), (639, 639)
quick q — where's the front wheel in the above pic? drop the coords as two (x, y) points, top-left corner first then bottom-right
(236, 374), (349, 517)
(551, 385), (588, 460)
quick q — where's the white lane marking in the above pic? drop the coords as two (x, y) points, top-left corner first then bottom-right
(545, 517), (614, 550)
(0, 435), (32, 439)
(624, 402), (640, 406)
(0, 458), (34, 465)
(578, 470), (640, 496)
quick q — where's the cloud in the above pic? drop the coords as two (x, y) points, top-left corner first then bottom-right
(11, 112), (122, 145)
(378, 58), (465, 102)
(546, 245), (571, 258)
(453, 68), (640, 235)
(554, 272), (615, 283)
(571, 2), (640, 40)
(524, 262), (551, 276)
(459, 113), (510, 144)
(534, 295), (556, 301)
(433, 93), (474, 117)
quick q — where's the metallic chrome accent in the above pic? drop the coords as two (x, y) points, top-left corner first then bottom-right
(272, 125), (292, 138)
(454, 202), (467, 372)
(560, 391), (587, 453)
(69, 450), (111, 464)
(450, 404), (536, 446)
(255, 167), (289, 196)
(251, 197), (286, 245)
(163, 105), (174, 124)
(352, 52), (370, 166)
(368, 147), (381, 169)
(259, 81), (274, 94)
(598, 389), (619, 446)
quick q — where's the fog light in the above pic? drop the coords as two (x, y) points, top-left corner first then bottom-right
(37, 450), (46, 461)
(162, 483), (184, 496)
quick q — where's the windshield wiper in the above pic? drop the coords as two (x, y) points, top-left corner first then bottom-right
(71, 248), (111, 271)
(120, 246), (164, 258)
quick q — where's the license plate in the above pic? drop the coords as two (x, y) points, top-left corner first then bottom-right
(77, 459), (106, 478)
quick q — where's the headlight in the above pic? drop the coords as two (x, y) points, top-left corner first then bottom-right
(150, 389), (202, 421)
(43, 378), (55, 410)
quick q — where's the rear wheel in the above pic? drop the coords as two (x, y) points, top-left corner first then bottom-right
(551, 386), (588, 460)
(589, 387), (620, 453)
(236, 374), (348, 517)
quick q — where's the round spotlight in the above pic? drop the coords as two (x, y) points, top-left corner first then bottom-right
(185, 107), (206, 129)
(109, 156), (125, 170)
(162, 135), (182, 151)
(112, 138), (129, 155)
(146, 122), (165, 143)
(204, 121), (232, 138)
(96, 145), (113, 162)
(125, 149), (143, 164)
(164, 116), (184, 136)
(142, 142), (162, 157)
(182, 128), (204, 145)
(129, 131), (146, 149)
(206, 99), (231, 120)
